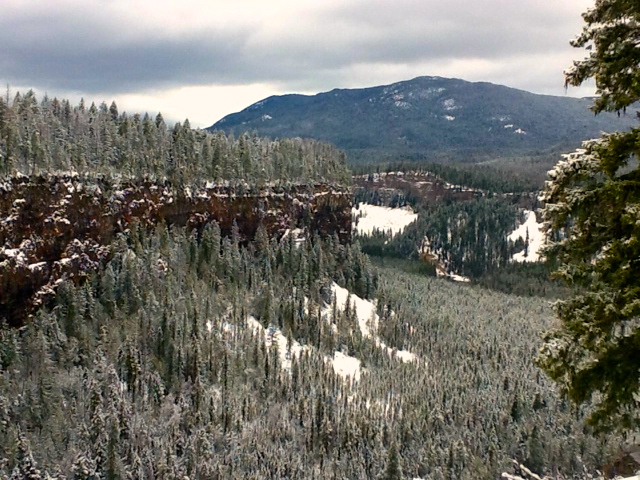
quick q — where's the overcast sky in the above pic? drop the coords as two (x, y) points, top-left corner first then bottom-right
(0, 0), (594, 127)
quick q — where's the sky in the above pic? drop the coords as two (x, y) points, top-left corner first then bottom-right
(0, 0), (595, 128)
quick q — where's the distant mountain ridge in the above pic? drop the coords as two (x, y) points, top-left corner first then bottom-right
(208, 76), (637, 164)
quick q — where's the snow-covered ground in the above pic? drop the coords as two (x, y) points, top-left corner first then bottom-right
(325, 282), (418, 364)
(435, 269), (470, 283)
(212, 281), (418, 383)
(352, 203), (418, 237)
(280, 228), (305, 248)
(330, 351), (362, 381)
(246, 314), (364, 381)
(508, 210), (545, 262)
(246, 316), (309, 372)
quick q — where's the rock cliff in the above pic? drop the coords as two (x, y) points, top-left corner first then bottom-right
(0, 174), (351, 326)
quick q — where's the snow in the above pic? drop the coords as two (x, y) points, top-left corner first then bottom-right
(444, 115), (455, 121)
(330, 282), (378, 337)
(1, 248), (20, 259)
(508, 210), (545, 262)
(514, 128), (527, 135)
(421, 237), (471, 283)
(28, 261), (47, 272)
(329, 351), (361, 381)
(353, 203), (418, 238)
(261, 114), (272, 120)
(247, 316), (309, 372)
(281, 228), (305, 248)
(326, 282), (418, 363)
(436, 270), (470, 283)
(443, 98), (459, 111)
(394, 349), (417, 362)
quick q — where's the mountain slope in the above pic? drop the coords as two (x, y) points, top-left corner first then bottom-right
(208, 76), (637, 164)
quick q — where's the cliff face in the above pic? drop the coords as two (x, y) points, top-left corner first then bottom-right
(0, 174), (351, 326)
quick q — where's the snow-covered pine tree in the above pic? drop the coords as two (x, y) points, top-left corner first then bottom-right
(537, 0), (640, 432)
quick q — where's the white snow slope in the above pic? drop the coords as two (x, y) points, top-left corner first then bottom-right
(508, 210), (544, 262)
(247, 316), (309, 372)
(353, 203), (418, 237)
(326, 282), (417, 364)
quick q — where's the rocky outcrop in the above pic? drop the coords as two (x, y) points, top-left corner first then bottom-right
(353, 171), (481, 206)
(0, 174), (351, 326)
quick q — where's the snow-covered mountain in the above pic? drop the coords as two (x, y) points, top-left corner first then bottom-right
(209, 76), (636, 164)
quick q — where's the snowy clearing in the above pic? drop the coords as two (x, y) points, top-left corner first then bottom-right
(508, 210), (544, 262)
(352, 203), (418, 237)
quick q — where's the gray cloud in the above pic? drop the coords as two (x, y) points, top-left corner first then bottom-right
(0, 0), (591, 98)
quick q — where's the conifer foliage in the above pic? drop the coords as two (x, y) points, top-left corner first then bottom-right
(0, 92), (350, 185)
(538, 0), (640, 432)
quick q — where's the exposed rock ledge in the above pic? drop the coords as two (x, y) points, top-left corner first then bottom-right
(0, 174), (351, 326)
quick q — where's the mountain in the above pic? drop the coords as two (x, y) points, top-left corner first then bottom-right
(208, 76), (637, 164)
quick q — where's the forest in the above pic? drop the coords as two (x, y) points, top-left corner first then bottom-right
(0, 92), (625, 479)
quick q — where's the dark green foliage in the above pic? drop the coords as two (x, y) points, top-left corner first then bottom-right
(357, 197), (517, 278)
(565, 0), (640, 114)
(475, 262), (567, 299)
(209, 76), (635, 166)
(538, 129), (640, 432)
(383, 442), (402, 480)
(538, 0), (640, 433)
(0, 91), (350, 185)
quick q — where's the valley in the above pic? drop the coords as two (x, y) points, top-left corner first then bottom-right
(0, 88), (632, 479)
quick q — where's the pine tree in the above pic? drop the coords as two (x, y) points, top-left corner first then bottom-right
(383, 441), (402, 480)
(538, 0), (640, 432)
(10, 435), (43, 480)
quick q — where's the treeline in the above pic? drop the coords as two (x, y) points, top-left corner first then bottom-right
(0, 90), (350, 185)
(352, 161), (537, 194)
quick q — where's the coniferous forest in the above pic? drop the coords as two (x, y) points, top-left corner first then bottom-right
(0, 92), (627, 479)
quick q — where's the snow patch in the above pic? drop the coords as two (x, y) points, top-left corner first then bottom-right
(444, 115), (455, 121)
(508, 210), (544, 262)
(353, 203), (418, 238)
(28, 261), (47, 272)
(261, 114), (272, 121)
(514, 128), (527, 135)
(504, 124), (514, 129)
(247, 316), (309, 372)
(325, 283), (418, 363)
(436, 270), (470, 283)
(281, 228), (305, 248)
(443, 98), (459, 111)
(330, 283), (378, 337)
(329, 351), (361, 381)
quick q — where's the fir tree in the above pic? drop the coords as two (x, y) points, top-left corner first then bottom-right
(383, 442), (402, 480)
(538, 0), (640, 432)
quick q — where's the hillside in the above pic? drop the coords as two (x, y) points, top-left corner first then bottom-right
(209, 76), (637, 164)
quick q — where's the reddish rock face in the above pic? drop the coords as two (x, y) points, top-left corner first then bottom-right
(0, 174), (351, 326)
